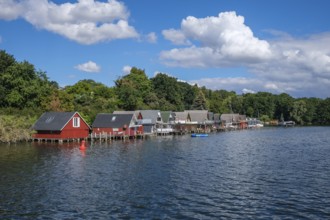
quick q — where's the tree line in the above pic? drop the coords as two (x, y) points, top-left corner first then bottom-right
(1, 49), (330, 141)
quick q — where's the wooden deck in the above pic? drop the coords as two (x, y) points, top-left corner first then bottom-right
(89, 133), (146, 142)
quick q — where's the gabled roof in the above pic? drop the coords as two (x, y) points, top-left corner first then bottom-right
(221, 113), (240, 123)
(32, 112), (88, 131)
(92, 113), (134, 128)
(139, 110), (162, 124)
(184, 110), (209, 123)
(174, 112), (190, 122)
(113, 110), (142, 119)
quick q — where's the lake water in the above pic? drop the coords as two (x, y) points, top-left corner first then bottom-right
(1, 127), (330, 219)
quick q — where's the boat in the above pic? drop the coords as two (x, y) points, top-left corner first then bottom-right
(191, 133), (208, 137)
(279, 121), (295, 127)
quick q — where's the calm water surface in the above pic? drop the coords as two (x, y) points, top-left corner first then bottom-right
(1, 127), (330, 219)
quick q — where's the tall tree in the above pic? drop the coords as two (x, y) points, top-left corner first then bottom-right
(0, 51), (53, 110)
(115, 67), (155, 110)
(290, 99), (307, 125)
(191, 89), (208, 110)
(316, 98), (330, 125)
(151, 73), (184, 110)
(274, 93), (294, 121)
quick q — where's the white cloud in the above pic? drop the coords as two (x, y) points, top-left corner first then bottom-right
(0, 0), (23, 20)
(242, 88), (256, 94)
(161, 11), (272, 67)
(162, 28), (191, 45)
(0, 0), (139, 44)
(75, 61), (101, 73)
(146, 32), (157, 43)
(122, 65), (132, 75)
(161, 11), (330, 97)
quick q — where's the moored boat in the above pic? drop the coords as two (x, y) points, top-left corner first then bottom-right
(191, 133), (208, 137)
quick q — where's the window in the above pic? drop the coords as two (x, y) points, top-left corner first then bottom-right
(73, 117), (80, 128)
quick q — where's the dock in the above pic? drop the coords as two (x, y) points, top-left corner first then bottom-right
(89, 132), (146, 142)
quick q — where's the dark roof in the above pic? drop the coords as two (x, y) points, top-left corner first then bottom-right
(32, 112), (77, 131)
(92, 113), (134, 128)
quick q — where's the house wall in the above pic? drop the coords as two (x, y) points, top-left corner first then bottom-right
(92, 126), (143, 136)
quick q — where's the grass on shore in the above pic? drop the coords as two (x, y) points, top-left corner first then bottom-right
(0, 115), (37, 143)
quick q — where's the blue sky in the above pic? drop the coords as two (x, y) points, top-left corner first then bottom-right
(1, 0), (330, 98)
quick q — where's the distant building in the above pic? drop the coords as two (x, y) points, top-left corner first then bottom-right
(221, 113), (247, 129)
(138, 110), (163, 134)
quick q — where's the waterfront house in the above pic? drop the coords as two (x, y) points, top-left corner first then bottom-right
(138, 110), (163, 134)
(91, 113), (143, 137)
(220, 113), (248, 129)
(184, 110), (214, 132)
(32, 112), (90, 141)
(185, 110), (209, 123)
(158, 111), (175, 134)
(174, 112), (191, 124)
(173, 111), (192, 133)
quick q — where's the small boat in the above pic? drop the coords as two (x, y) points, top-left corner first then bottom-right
(191, 133), (208, 137)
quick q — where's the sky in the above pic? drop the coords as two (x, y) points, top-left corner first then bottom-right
(0, 0), (330, 98)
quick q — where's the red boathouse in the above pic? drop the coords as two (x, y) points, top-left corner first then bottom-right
(32, 112), (90, 141)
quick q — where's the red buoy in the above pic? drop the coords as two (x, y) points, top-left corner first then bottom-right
(79, 140), (86, 150)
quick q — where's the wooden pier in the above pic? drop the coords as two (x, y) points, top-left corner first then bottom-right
(89, 132), (146, 142)
(33, 138), (86, 143)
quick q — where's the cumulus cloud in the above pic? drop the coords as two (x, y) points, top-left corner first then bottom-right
(162, 28), (191, 45)
(0, 0), (23, 20)
(0, 0), (139, 44)
(161, 12), (272, 67)
(75, 61), (101, 73)
(161, 11), (330, 97)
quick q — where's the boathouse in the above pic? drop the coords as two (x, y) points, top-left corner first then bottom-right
(91, 113), (143, 138)
(157, 111), (175, 135)
(173, 111), (191, 133)
(32, 112), (90, 141)
(184, 110), (214, 133)
(138, 110), (163, 135)
(220, 113), (248, 129)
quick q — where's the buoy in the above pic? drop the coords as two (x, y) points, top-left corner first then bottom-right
(79, 140), (86, 150)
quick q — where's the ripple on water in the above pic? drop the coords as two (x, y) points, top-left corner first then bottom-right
(1, 127), (330, 219)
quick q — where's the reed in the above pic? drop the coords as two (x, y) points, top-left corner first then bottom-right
(0, 115), (36, 143)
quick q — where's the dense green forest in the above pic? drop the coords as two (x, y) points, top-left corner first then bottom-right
(1, 50), (330, 142)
